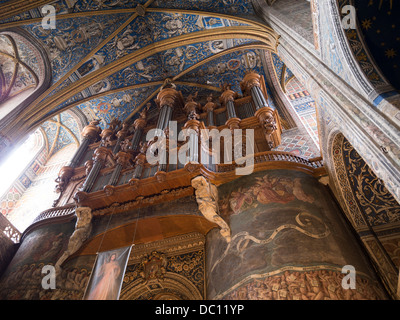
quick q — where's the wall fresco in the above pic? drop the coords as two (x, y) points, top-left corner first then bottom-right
(206, 169), (386, 299)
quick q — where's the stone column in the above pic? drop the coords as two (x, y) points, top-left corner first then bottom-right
(205, 169), (388, 300)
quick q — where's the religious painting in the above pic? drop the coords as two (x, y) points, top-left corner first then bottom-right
(202, 17), (223, 29)
(207, 169), (384, 298)
(84, 246), (132, 300)
(77, 55), (104, 77)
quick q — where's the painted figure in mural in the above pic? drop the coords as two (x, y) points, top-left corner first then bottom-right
(210, 40), (225, 53)
(223, 268), (383, 300)
(165, 48), (185, 72)
(253, 175), (295, 204)
(117, 29), (139, 52)
(163, 14), (184, 36)
(86, 252), (121, 300)
(228, 173), (315, 214)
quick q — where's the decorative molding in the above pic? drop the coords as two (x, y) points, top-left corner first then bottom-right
(0, 0), (51, 21)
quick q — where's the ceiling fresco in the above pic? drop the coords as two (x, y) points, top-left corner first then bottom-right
(354, 0), (400, 91)
(0, 0), (254, 22)
(40, 111), (81, 157)
(0, 34), (39, 104)
(21, 13), (131, 83)
(0, 0), (287, 141)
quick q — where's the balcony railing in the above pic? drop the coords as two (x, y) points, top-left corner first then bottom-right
(31, 204), (76, 225)
(0, 213), (21, 243)
(21, 151), (325, 241)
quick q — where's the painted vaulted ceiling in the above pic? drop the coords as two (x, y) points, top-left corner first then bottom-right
(354, 0), (400, 91)
(0, 0), (281, 150)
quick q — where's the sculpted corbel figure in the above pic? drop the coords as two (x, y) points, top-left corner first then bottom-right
(139, 103), (150, 120)
(191, 176), (231, 242)
(263, 112), (277, 135)
(55, 207), (93, 274)
(84, 160), (93, 176)
(82, 120), (102, 141)
(54, 166), (74, 193)
(203, 94), (216, 113)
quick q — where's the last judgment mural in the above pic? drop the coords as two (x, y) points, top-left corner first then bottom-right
(206, 169), (387, 299)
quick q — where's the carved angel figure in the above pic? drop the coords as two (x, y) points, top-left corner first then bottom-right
(191, 176), (231, 242)
(54, 207), (93, 274)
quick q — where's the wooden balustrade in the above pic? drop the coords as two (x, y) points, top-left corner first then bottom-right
(18, 150), (325, 238)
(0, 213), (21, 243)
(31, 204), (76, 225)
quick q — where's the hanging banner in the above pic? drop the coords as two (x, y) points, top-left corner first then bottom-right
(84, 246), (132, 300)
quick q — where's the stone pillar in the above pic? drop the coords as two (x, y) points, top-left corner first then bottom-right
(81, 146), (112, 193)
(205, 169), (388, 300)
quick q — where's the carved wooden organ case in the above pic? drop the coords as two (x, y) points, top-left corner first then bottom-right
(51, 71), (291, 212)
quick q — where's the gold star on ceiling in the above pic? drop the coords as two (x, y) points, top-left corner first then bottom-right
(385, 48), (397, 58)
(362, 19), (373, 30)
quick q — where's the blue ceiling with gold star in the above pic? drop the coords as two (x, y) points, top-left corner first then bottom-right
(355, 0), (400, 91)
